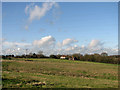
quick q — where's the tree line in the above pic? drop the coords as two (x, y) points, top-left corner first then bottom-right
(1, 52), (120, 64)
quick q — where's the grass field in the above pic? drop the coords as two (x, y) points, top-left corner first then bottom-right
(2, 58), (118, 88)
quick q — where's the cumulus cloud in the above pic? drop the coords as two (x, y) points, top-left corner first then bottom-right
(2, 47), (33, 56)
(25, 2), (57, 22)
(1, 37), (118, 56)
(59, 39), (117, 55)
(57, 38), (78, 48)
(64, 45), (80, 54)
(62, 38), (78, 46)
(2, 41), (31, 55)
(88, 40), (103, 48)
(32, 35), (56, 48)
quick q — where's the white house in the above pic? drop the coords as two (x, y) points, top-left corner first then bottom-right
(60, 55), (66, 59)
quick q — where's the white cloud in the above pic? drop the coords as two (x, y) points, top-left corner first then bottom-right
(3, 41), (31, 47)
(24, 2), (59, 31)
(57, 38), (78, 48)
(25, 2), (57, 22)
(57, 42), (62, 48)
(32, 35), (55, 48)
(88, 40), (103, 48)
(25, 3), (35, 15)
(62, 38), (78, 46)
(81, 45), (85, 48)
(64, 45), (80, 54)
(2, 47), (28, 55)
(2, 37), (118, 56)
(25, 3), (34, 14)
(2, 41), (31, 55)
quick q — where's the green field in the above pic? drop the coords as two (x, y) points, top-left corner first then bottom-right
(2, 58), (118, 88)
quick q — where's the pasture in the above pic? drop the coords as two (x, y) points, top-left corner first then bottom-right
(2, 58), (118, 88)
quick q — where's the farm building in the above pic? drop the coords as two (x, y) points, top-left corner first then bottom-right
(60, 55), (75, 60)
(60, 55), (66, 59)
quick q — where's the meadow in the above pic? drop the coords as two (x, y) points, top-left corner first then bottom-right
(2, 58), (118, 88)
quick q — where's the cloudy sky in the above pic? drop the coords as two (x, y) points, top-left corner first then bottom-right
(2, 2), (118, 55)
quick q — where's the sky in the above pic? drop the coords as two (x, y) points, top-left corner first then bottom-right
(2, 2), (118, 55)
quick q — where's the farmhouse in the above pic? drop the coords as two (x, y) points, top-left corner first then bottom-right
(60, 55), (75, 60)
(60, 55), (66, 59)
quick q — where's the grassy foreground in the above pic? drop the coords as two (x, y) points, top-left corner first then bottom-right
(2, 58), (118, 88)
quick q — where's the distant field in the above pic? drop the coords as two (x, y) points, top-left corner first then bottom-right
(2, 58), (118, 88)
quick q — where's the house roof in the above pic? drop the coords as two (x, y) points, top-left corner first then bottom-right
(61, 55), (66, 57)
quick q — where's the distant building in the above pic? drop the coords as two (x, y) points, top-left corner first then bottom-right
(101, 52), (108, 56)
(60, 55), (75, 60)
(60, 55), (66, 59)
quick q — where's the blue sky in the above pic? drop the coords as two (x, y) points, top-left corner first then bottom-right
(2, 2), (118, 55)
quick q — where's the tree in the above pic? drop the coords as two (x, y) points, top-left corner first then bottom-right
(101, 52), (108, 56)
(33, 53), (37, 58)
(56, 54), (61, 59)
(50, 55), (57, 59)
(72, 53), (83, 60)
(37, 50), (45, 58)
